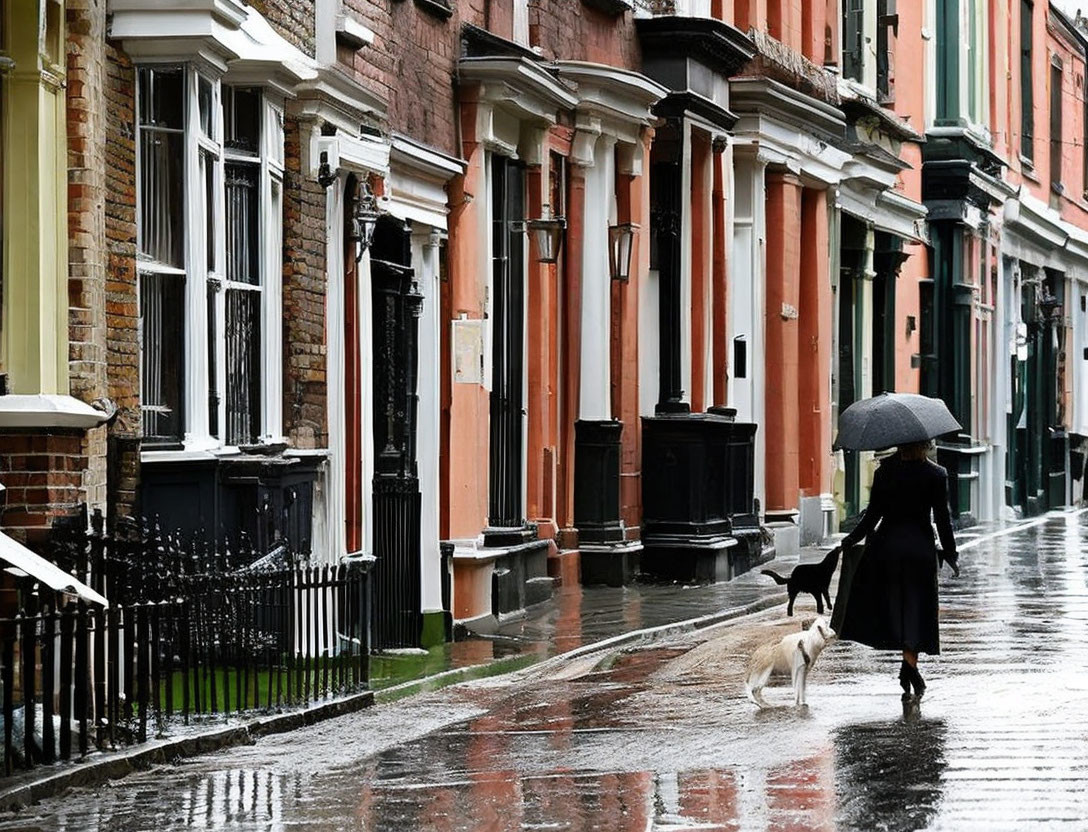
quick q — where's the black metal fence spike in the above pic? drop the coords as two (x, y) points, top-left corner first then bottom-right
(2, 502), (372, 776)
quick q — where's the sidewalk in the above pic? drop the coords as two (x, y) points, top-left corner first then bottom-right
(371, 544), (807, 695)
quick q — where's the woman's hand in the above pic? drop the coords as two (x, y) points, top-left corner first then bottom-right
(941, 553), (960, 578)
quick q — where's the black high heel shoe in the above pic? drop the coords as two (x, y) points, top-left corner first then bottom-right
(898, 661), (912, 696)
(908, 663), (926, 697)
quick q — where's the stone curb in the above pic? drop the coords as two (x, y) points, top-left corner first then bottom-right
(0, 690), (375, 813)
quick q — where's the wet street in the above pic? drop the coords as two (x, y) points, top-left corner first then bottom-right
(3, 512), (1088, 831)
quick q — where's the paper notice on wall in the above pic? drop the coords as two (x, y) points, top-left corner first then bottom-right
(453, 319), (484, 384)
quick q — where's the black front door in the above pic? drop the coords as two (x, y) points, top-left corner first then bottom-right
(370, 216), (423, 649)
(488, 157), (526, 530)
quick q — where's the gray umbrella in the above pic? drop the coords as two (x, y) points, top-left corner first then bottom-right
(834, 393), (962, 451)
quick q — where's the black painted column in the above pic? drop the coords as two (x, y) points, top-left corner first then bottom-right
(651, 120), (688, 415)
(575, 419), (635, 586)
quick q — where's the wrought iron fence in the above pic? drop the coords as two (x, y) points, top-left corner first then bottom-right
(0, 510), (371, 776)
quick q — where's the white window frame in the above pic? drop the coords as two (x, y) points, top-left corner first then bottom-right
(512, 0), (530, 46)
(136, 64), (189, 444)
(137, 63), (285, 453)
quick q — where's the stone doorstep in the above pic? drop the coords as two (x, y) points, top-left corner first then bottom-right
(0, 587), (796, 814)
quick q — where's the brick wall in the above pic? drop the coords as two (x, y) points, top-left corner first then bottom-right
(329, 0), (643, 159)
(66, 0), (109, 515)
(103, 41), (140, 517)
(282, 117), (329, 448)
(0, 432), (87, 550)
(251, 0), (316, 58)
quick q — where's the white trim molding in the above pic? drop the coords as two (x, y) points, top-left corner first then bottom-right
(0, 395), (110, 430)
(388, 135), (465, 231)
(110, 0), (319, 97)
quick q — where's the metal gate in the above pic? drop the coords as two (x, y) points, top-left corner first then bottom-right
(370, 218), (423, 649)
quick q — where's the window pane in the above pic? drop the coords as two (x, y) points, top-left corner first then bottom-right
(224, 87), (261, 154)
(225, 163), (260, 284)
(202, 151), (216, 272)
(198, 76), (214, 137)
(208, 282), (219, 439)
(226, 288), (261, 445)
(141, 272), (185, 441)
(137, 66), (184, 130)
(138, 128), (185, 268)
(1021, 0), (1034, 160)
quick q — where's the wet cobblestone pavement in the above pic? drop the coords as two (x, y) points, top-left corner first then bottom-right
(2, 512), (1087, 831)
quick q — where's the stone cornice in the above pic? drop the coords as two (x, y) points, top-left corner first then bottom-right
(0, 395), (110, 430)
(730, 76), (846, 141)
(552, 61), (668, 130)
(635, 16), (756, 78)
(654, 91), (739, 133)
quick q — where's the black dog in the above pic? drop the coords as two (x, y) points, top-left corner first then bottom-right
(762, 547), (840, 616)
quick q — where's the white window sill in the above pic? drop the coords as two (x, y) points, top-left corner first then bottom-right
(142, 439), (291, 464)
(0, 395), (110, 430)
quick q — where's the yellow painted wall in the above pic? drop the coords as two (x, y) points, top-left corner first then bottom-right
(2, 0), (69, 395)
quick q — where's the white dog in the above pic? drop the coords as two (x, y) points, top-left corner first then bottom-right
(745, 617), (835, 708)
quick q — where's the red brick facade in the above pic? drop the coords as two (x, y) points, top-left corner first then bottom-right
(282, 117), (329, 449)
(0, 432), (87, 548)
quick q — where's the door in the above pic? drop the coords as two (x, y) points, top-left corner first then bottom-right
(488, 157), (527, 529)
(370, 215), (423, 648)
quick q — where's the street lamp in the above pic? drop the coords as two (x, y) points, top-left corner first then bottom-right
(352, 181), (380, 262)
(526, 205), (566, 264)
(609, 222), (639, 282)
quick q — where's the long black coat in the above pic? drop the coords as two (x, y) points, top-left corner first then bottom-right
(833, 456), (957, 655)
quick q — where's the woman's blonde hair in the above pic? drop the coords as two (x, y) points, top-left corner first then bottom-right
(899, 440), (934, 461)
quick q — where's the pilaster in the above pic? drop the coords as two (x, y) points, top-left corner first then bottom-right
(764, 170), (803, 516)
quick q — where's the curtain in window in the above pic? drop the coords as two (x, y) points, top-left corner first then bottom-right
(138, 130), (184, 268)
(226, 289), (261, 445)
(224, 161), (261, 444)
(140, 273), (185, 440)
(225, 164), (259, 284)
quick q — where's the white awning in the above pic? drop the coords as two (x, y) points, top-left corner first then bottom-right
(0, 533), (108, 607)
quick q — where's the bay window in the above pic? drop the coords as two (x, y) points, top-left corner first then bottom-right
(137, 66), (284, 449)
(137, 66), (186, 442)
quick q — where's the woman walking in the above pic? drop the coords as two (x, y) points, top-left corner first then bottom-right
(834, 440), (959, 697)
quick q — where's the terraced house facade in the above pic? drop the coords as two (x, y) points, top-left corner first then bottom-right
(1, 0), (1087, 646)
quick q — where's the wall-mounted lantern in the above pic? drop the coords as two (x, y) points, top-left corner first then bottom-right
(1040, 291), (1063, 323)
(526, 204), (566, 264)
(352, 181), (381, 262)
(408, 279), (425, 318)
(609, 222), (639, 282)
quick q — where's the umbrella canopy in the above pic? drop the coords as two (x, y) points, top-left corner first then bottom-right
(0, 532), (108, 606)
(834, 393), (962, 452)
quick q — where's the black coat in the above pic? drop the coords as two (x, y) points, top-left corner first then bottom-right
(832, 456), (957, 655)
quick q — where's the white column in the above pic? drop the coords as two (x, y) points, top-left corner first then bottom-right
(359, 248), (376, 558)
(858, 227), (876, 508)
(729, 150), (767, 516)
(184, 69), (210, 447)
(578, 134), (615, 421)
(325, 178), (347, 562)
(416, 229), (444, 613)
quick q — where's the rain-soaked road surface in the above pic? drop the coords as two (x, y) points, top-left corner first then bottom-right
(3, 512), (1088, 831)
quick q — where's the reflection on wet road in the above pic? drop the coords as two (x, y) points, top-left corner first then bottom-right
(3, 513), (1088, 830)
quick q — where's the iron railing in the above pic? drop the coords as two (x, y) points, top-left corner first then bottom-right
(0, 511), (371, 777)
